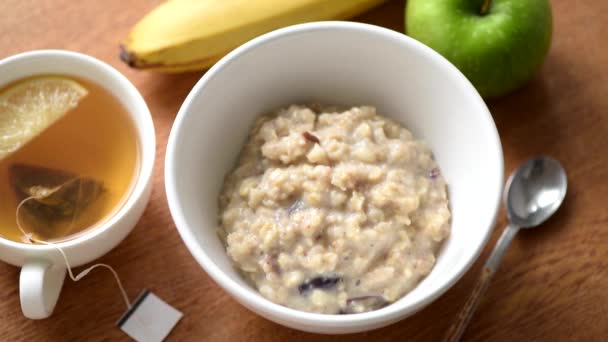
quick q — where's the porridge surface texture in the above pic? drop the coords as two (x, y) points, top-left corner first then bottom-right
(218, 105), (450, 314)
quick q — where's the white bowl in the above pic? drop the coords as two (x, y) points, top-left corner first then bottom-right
(165, 22), (503, 334)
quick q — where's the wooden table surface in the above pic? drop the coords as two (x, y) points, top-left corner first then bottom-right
(1, 0), (607, 340)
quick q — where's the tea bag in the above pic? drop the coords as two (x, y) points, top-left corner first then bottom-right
(12, 165), (183, 341)
(10, 163), (104, 241)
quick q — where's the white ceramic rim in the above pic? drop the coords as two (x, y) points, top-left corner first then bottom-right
(0, 50), (156, 252)
(166, 21), (503, 327)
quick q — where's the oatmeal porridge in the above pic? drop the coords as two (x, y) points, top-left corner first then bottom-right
(218, 105), (450, 314)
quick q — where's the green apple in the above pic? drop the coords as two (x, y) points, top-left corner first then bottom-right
(406, 0), (552, 98)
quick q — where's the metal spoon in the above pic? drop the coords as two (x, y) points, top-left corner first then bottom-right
(443, 156), (567, 342)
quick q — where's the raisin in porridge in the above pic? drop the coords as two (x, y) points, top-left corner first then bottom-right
(218, 105), (450, 314)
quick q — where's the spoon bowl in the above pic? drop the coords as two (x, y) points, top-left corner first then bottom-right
(505, 157), (567, 228)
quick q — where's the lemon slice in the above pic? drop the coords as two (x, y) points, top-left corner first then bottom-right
(0, 76), (88, 160)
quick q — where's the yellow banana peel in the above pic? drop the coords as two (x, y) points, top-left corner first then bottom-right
(121, 0), (387, 72)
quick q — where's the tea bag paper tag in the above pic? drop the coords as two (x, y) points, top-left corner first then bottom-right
(117, 290), (183, 342)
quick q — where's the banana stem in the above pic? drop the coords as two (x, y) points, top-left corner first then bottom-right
(481, 0), (492, 15)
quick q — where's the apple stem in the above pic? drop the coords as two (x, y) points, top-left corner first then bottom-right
(481, 0), (492, 15)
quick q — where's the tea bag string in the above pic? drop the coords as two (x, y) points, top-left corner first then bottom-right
(16, 196), (132, 309)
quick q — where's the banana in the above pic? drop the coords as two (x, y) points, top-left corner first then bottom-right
(121, 0), (387, 72)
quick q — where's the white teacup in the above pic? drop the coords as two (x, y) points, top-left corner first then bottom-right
(0, 50), (155, 319)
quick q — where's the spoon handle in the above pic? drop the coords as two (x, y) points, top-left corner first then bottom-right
(442, 224), (520, 342)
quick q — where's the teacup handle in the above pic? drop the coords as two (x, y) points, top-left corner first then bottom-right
(19, 260), (66, 319)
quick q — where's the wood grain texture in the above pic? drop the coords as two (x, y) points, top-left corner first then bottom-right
(1, 0), (607, 341)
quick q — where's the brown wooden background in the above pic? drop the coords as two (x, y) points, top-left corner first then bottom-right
(1, 0), (607, 341)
